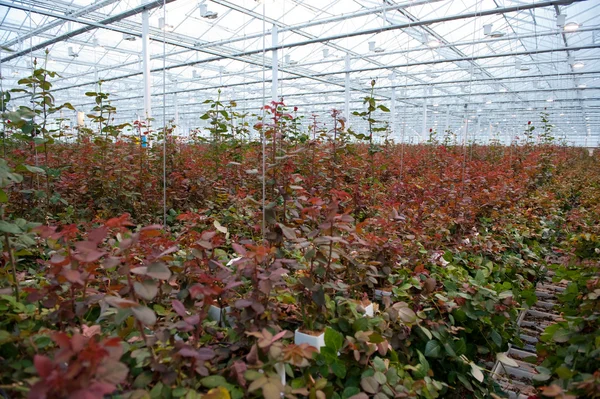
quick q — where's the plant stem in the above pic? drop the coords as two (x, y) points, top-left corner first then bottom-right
(4, 232), (18, 301)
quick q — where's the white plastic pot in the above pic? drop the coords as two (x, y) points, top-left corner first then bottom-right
(363, 302), (374, 317)
(294, 329), (325, 351)
(208, 305), (234, 326)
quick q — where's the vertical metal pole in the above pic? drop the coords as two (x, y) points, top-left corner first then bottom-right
(445, 105), (450, 133)
(142, 10), (151, 119)
(422, 91), (428, 139)
(344, 53), (350, 122)
(174, 81), (179, 134)
(462, 106), (468, 146)
(391, 86), (397, 138)
(271, 24), (278, 102)
(476, 117), (481, 145)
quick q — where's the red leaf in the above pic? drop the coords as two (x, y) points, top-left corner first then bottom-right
(63, 269), (84, 285)
(87, 226), (108, 244)
(232, 243), (247, 256)
(70, 333), (87, 352)
(34, 355), (54, 378)
(52, 332), (71, 348)
(172, 299), (187, 317)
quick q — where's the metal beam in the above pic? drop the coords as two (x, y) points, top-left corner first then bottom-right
(1, 0), (120, 48)
(0, 0), (179, 63)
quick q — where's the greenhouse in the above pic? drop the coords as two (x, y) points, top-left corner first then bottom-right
(0, 0), (599, 398)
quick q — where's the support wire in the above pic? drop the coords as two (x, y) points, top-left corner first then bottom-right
(162, 0), (167, 227)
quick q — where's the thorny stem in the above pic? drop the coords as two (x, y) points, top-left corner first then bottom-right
(4, 232), (18, 301)
(2, 207), (18, 301)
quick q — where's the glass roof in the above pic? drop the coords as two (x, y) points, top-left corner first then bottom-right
(1, 0), (599, 145)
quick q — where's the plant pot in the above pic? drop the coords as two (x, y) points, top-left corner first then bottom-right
(294, 329), (325, 351)
(208, 305), (234, 326)
(353, 299), (374, 317)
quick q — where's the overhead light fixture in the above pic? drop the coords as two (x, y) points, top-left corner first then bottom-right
(499, 87), (507, 93)
(489, 31), (505, 38)
(483, 24), (493, 35)
(123, 33), (136, 41)
(284, 54), (298, 65)
(92, 38), (101, 49)
(546, 98), (554, 102)
(192, 69), (201, 79)
(572, 61), (584, 69)
(68, 46), (78, 58)
(199, 1), (218, 19)
(578, 84), (587, 88)
(159, 17), (174, 31)
(486, 100), (492, 104)
(427, 39), (440, 48)
(556, 14), (566, 27)
(322, 48), (329, 58)
(559, 113), (565, 116)
(433, 103), (439, 107)
(563, 22), (579, 32)
(368, 41), (384, 53)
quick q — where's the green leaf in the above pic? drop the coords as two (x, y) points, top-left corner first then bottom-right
(454, 338), (467, 356)
(360, 376), (379, 394)
(17, 164), (46, 175)
(374, 371), (387, 385)
(373, 357), (387, 372)
(398, 307), (417, 324)
(324, 327), (343, 352)
(490, 329), (502, 348)
(418, 349), (430, 368)
(342, 387), (361, 399)
(0, 188), (7, 203)
(424, 340), (441, 358)
(552, 327), (570, 343)
(496, 353), (518, 367)
(331, 360), (346, 378)
(418, 325), (432, 340)
(200, 375), (228, 389)
(0, 221), (22, 234)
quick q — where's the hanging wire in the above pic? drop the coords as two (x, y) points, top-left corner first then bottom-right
(28, 5), (40, 190)
(0, 42), (4, 158)
(399, 26), (408, 181)
(162, 0), (167, 227)
(261, 0), (267, 241)
(460, 0), (482, 201)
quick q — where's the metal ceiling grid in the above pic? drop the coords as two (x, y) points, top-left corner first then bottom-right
(0, 0), (599, 145)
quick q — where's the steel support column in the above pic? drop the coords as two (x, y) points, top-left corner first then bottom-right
(142, 10), (151, 119)
(272, 25), (279, 102)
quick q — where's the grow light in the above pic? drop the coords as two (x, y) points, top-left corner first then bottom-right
(563, 22), (579, 32)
